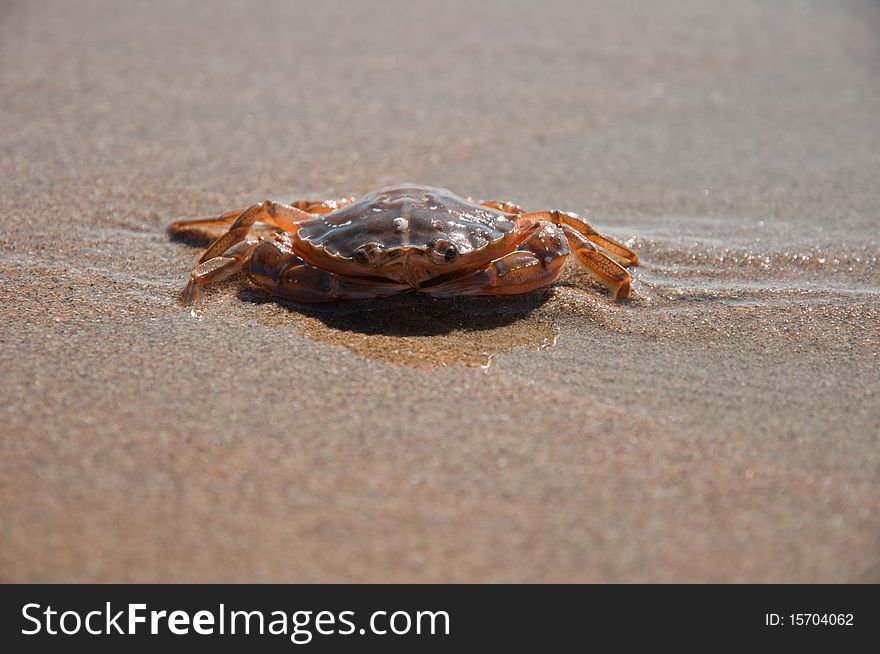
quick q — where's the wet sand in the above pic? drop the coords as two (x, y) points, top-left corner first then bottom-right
(1, 0), (879, 582)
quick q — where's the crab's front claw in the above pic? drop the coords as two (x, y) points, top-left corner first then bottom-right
(247, 238), (408, 302)
(421, 223), (569, 297)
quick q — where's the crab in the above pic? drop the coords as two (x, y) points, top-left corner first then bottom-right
(171, 183), (639, 304)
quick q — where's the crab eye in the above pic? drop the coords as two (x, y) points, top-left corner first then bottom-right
(429, 238), (458, 264)
(353, 242), (383, 265)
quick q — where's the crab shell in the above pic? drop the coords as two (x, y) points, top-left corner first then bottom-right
(290, 184), (525, 287)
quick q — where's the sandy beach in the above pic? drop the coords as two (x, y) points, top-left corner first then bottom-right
(1, 0), (878, 582)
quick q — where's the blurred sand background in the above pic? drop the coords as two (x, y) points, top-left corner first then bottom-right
(1, 0), (878, 582)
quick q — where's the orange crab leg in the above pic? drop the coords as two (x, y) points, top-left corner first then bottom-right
(198, 202), (308, 263)
(175, 200), (317, 303)
(520, 210), (639, 267)
(170, 197), (356, 233)
(475, 199), (527, 215)
(288, 197), (356, 214)
(478, 201), (639, 267)
(182, 237), (263, 305)
(172, 200), (312, 264)
(557, 224), (632, 300)
(169, 207), (251, 232)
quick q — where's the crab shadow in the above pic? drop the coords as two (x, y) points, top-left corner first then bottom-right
(239, 289), (552, 337)
(167, 226), (215, 248)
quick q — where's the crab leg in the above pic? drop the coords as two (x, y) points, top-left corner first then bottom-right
(478, 202), (639, 267)
(557, 224), (632, 300)
(475, 199), (527, 214)
(169, 207), (251, 232)
(176, 200), (314, 304)
(170, 197), (356, 234)
(421, 221), (569, 297)
(179, 201), (313, 266)
(490, 211), (632, 299)
(287, 197), (356, 214)
(182, 237), (262, 305)
(520, 210), (639, 267)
